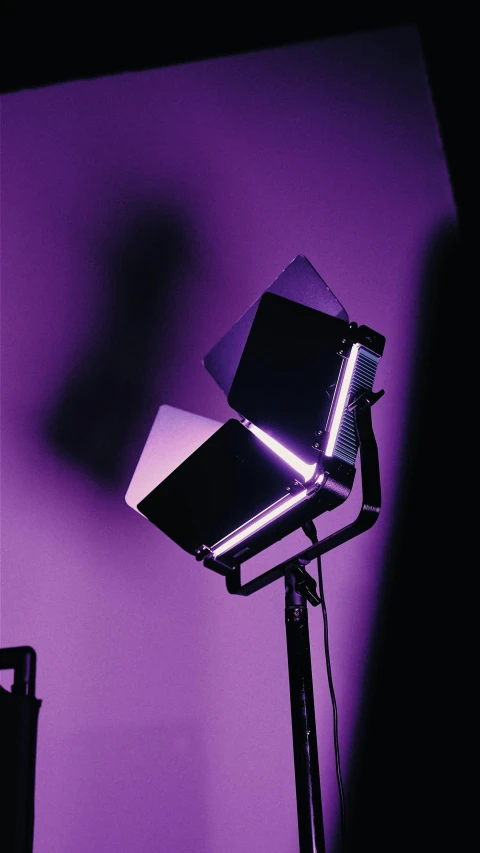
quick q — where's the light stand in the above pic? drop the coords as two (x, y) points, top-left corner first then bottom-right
(285, 564), (325, 851)
(125, 256), (385, 853)
(205, 389), (383, 853)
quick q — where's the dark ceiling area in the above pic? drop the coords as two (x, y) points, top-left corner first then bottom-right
(0, 9), (472, 234)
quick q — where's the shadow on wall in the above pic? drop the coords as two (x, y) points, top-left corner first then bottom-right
(342, 217), (466, 853)
(44, 201), (194, 490)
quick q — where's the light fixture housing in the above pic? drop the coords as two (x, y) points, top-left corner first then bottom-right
(203, 254), (348, 397)
(125, 257), (385, 571)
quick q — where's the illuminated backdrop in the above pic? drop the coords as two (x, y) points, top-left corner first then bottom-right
(1, 25), (456, 853)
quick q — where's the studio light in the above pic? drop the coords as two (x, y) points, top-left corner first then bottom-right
(126, 256), (384, 573)
(126, 255), (385, 853)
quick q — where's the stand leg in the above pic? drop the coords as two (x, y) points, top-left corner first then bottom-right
(285, 568), (326, 853)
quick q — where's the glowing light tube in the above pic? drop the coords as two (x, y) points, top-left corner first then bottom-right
(213, 344), (363, 562)
(212, 473), (325, 559)
(246, 422), (317, 482)
(324, 343), (360, 457)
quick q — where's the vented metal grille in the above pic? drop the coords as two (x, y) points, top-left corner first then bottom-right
(333, 346), (380, 465)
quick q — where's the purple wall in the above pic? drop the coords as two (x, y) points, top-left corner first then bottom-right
(1, 26), (456, 853)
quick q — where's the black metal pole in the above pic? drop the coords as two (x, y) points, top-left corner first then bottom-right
(285, 568), (326, 853)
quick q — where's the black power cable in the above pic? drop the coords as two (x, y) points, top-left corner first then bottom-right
(302, 520), (347, 852)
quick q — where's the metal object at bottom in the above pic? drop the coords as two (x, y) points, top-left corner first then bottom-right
(285, 569), (326, 853)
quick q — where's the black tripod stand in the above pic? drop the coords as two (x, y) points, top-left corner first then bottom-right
(205, 389), (383, 852)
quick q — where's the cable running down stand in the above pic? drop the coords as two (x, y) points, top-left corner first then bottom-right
(204, 389), (383, 853)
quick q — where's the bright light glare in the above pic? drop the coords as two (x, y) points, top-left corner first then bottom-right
(246, 422), (317, 481)
(325, 343), (360, 457)
(212, 473), (324, 558)
(212, 343), (362, 561)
